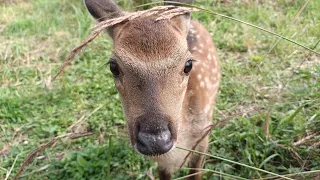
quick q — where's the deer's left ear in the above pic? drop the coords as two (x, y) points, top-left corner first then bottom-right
(84, 0), (123, 21)
(84, 0), (124, 39)
(164, 0), (194, 37)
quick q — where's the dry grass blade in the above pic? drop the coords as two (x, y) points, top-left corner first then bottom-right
(12, 132), (94, 180)
(156, 7), (199, 20)
(263, 110), (271, 139)
(179, 124), (214, 169)
(0, 167), (7, 173)
(293, 132), (319, 146)
(178, 118), (231, 169)
(176, 146), (294, 180)
(51, 5), (196, 81)
(68, 104), (103, 131)
(51, 32), (100, 81)
(309, 141), (320, 150)
(20, 164), (50, 178)
(267, 0), (311, 54)
(177, 167), (248, 180)
(174, 171), (206, 180)
(5, 153), (21, 180)
(275, 39), (320, 98)
(254, 170), (320, 180)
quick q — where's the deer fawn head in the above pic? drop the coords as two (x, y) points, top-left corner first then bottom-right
(84, 0), (194, 156)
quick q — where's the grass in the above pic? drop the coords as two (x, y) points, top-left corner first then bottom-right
(1, 0), (319, 179)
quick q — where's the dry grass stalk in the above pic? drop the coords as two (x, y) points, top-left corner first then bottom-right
(177, 106), (262, 169)
(175, 170), (205, 180)
(309, 141), (320, 150)
(254, 169), (320, 180)
(52, 5), (198, 81)
(293, 132), (319, 147)
(13, 132), (94, 180)
(263, 110), (271, 139)
(178, 118), (229, 169)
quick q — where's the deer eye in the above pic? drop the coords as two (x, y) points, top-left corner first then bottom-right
(109, 60), (120, 77)
(184, 59), (193, 74)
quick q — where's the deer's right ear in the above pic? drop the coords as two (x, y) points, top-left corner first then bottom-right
(84, 0), (123, 38)
(84, 0), (123, 21)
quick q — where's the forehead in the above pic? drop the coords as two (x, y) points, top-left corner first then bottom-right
(113, 17), (188, 63)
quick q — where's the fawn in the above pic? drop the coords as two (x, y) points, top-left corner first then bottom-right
(84, 0), (221, 179)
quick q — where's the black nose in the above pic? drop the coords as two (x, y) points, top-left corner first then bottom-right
(135, 113), (175, 156)
(137, 129), (173, 156)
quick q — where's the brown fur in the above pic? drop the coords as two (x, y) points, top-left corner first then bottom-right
(114, 17), (183, 60)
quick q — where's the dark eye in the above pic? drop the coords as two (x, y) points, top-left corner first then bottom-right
(109, 61), (120, 76)
(184, 59), (193, 74)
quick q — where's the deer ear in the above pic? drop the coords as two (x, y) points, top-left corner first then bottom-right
(84, 0), (124, 38)
(84, 0), (123, 21)
(164, 0), (194, 37)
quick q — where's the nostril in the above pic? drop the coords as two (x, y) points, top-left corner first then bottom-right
(137, 130), (173, 156)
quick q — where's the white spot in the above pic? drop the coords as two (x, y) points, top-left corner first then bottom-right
(190, 29), (196, 34)
(196, 35), (200, 39)
(204, 105), (211, 114)
(200, 81), (205, 88)
(207, 55), (212, 61)
(199, 44), (204, 48)
(213, 58), (218, 66)
(197, 74), (202, 80)
(205, 77), (209, 83)
(211, 68), (217, 73)
(212, 55), (216, 62)
(197, 49), (203, 54)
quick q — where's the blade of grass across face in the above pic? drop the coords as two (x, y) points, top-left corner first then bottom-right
(176, 146), (294, 180)
(137, 1), (320, 56)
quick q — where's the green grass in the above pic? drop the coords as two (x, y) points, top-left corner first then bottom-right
(1, 0), (319, 179)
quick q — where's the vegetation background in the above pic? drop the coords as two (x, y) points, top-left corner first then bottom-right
(0, 0), (319, 179)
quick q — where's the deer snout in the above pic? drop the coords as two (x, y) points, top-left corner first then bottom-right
(135, 114), (175, 156)
(137, 130), (173, 156)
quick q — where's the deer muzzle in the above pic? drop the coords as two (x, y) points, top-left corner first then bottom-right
(135, 113), (175, 156)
